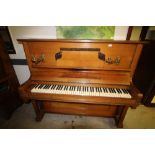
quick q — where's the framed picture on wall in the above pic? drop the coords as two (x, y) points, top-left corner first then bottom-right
(0, 26), (16, 54)
(56, 26), (115, 39)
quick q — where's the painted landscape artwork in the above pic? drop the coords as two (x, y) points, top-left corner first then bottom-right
(56, 26), (115, 39)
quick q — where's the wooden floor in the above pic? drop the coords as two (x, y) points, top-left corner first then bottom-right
(0, 103), (155, 129)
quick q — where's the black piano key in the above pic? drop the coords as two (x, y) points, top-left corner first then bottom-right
(51, 85), (55, 89)
(58, 85), (61, 90)
(71, 86), (74, 91)
(100, 88), (102, 92)
(44, 84), (47, 89)
(116, 88), (120, 93)
(126, 89), (130, 94)
(56, 85), (60, 90)
(34, 84), (39, 88)
(100, 88), (103, 92)
(38, 84), (41, 89)
(96, 87), (98, 92)
(51, 85), (54, 89)
(55, 85), (58, 90)
(31, 84), (36, 89)
(53, 85), (57, 90)
(108, 88), (111, 93)
(47, 85), (50, 89)
(79, 86), (81, 91)
(118, 88), (122, 94)
(68, 86), (71, 90)
(56, 85), (59, 90)
(43, 85), (47, 89)
(59, 85), (62, 90)
(71, 86), (73, 91)
(105, 88), (108, 93)
(86, 87), (88, 92)
(98, 88), (100, 92)
(48, 84), (51, 88)
(45, 85), (50, 89)
(122, 89), (127, 94)
(38, 84), (44, 89)
(112, 88), (116, 93)
(124, 89), (129, 94)
(69, 86), (72, 90)
(121, 89), (125, 93)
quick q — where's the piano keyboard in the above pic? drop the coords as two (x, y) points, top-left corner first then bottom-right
(31, 84), (131, 98)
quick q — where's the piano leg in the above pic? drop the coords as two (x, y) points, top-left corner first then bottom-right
(32, 100), (45, 121)
(115, 106), (128, 128)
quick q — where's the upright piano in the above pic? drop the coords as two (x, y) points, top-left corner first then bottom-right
(18, 39), (145, 128)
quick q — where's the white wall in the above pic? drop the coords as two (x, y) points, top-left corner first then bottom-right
(13, 65), (30, 84)
(114, 26), (128, 40)
(8, 26), (128, 85)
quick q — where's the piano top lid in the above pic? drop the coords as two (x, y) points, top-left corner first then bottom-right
(17, 38), (148, 44)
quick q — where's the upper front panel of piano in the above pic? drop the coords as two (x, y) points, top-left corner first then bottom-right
(18, 39), (144, 85)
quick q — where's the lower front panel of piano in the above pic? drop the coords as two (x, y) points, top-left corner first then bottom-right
(43, 101), (117, 117)
(32, 100), (128, 128)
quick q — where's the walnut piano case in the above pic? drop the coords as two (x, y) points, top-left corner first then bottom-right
(18, 39), (145, 128)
